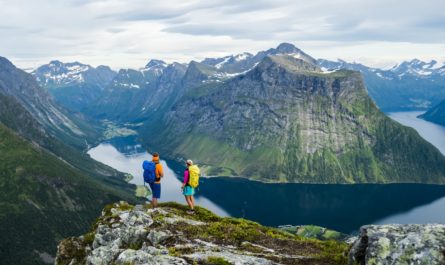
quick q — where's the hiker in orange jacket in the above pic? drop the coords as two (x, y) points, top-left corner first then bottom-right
(149, 152), (163, 208)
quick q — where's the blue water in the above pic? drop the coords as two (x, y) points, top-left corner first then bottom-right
(88, 112), (445, 233)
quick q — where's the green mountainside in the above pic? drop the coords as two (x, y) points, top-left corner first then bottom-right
(0, 124), (135, 265)
(142, 54), (445, 184)
(0, 92), (132, 188)
(419, 99), (445, 126)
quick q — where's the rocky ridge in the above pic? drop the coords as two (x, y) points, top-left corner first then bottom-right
(56, 202), (445, 265)
(56, 201), (349, 265)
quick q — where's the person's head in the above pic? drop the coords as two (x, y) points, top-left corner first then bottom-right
(152, 152), (159, 163)
(186, 159), (193, 167)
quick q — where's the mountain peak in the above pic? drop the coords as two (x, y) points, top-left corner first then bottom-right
(265, 43), (318, 65)
(145, 59), (167, 69)
(96, 65), (112, 71)
(0, 56), (15, 69)
(48, 60), (63, 66)
(256, 54), (321, 74)
(276, 42), (300, 53)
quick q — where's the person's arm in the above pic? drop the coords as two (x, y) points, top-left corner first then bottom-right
(156, 164), (164, 179)
(182, 170), (189, 188)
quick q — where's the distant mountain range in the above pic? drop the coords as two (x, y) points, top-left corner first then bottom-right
(318, 59), (445, 111)
(27, 43), (445, 184)
(33, 44), (445, 115)
(33, 60), (116, 113)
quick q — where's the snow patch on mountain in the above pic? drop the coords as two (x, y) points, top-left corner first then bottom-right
(215, 56), (231, 69)
(234, 52), (251, 62)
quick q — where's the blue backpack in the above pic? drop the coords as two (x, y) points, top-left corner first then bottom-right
(142, 160), (156, 184)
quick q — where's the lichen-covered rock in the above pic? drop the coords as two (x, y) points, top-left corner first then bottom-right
(55, 237), (87, 265)
(147, 230), (171, 246)
(349, 224), (445, 265)
(87, 244), (121, 265)
(56, 201), (349, 265)
(115, 249), (152, 264)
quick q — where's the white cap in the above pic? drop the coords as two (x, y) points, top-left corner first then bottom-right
(186, 159), (193, 165)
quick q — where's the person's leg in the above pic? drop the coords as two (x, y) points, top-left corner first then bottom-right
(190, 195), (195, 210)
(150, 183), (160, 208)
(185, 196), (192, 208)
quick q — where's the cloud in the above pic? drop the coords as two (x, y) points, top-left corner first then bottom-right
(0, 0), (444, 69)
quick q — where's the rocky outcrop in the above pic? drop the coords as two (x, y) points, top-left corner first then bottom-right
(349, 224), (445, 265)
(56, 201), (445, 265)
(56, 201), (349, 265)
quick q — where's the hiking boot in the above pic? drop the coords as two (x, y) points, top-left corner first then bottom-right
(186, 210), (195, 215)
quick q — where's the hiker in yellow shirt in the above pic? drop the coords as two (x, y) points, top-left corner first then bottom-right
(181, 160), (195, 214)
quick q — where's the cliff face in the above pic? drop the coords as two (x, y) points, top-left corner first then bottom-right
(143, 54), (445, 184)
(56, 201), (349, 265)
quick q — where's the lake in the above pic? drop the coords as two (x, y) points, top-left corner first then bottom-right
(88, 112), (445, 234)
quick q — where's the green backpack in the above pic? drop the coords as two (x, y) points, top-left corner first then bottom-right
(188, 165), (200, 188)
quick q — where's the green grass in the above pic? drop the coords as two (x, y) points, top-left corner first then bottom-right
(154, 202), (349, 264)
(205, 256), (232, 265)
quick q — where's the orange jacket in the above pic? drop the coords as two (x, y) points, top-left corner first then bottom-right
(152, 156), (163, 183)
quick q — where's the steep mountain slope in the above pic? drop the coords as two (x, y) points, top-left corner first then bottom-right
(318, 59), (445, 111)
(142, 53), (445, 184)
(33, 60), (117, 113)
(0, 57), (137, 264)
(0, 91), (133, 187)
(419, 99), (445, 126)
(0, 57), (100, 149)
(0, 123), (134, 265)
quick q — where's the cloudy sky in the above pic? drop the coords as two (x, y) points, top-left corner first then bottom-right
(1, 0), (444, 70)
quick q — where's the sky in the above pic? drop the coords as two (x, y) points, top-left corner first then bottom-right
(1, 0), (445, 70)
